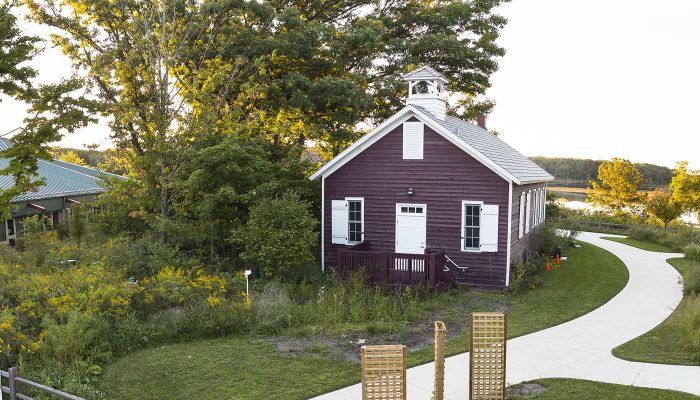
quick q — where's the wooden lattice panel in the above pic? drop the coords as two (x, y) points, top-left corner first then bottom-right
(469, 312), (507, 400)
(433, 321), (446, 400)
(361, 345), (407, 400)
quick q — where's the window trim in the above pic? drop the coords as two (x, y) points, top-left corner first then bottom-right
(346, 197), (364, 244)
(461, 200), (484, 252)
(518, 192), (526, 239)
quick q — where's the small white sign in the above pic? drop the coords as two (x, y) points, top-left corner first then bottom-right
(244, 269), (252, 276)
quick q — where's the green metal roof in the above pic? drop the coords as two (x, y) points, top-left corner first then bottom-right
(0, 138), (124, 203)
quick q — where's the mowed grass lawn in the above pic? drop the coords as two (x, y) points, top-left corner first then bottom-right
(508, 379), (699, 399)
(101, 242), (631, 400)
(602, 236), (678, 253)
(614, 257), (700, 365)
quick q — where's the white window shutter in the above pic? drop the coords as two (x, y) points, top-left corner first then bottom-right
(331, 200), (348, 244)
(518, 193), (525, 238)
(402, 122), (424, 159)
(535, 190), (540, 226)
(542, 189), (547, 224)
(480, 204), (499, 252)
(525, 191), (531, 234)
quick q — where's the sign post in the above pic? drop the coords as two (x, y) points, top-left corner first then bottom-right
(244, 269), (251, 302)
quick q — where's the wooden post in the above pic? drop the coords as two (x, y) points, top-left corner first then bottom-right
(433, 321), (447, 400)
(8, 366), (18, 400)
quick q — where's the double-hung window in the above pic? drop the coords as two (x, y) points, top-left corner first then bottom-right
(331, 198), (364, 245)
(461, 201), (499, 252)
(462, 202), (481, 250)
(348, 199), (363, 244)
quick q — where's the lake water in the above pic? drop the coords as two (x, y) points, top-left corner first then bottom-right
(558, 199), (699, 225)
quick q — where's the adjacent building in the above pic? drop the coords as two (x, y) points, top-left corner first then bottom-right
(0, 138), (122, 244)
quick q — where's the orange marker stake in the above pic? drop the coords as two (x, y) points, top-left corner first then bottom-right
(546, 258), (551, 271)
(555, 254), (560, 265)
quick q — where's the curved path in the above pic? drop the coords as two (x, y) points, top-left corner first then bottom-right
(312, 232), (700, 399)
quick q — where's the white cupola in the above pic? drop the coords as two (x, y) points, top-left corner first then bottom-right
(401, 66), (449, 120)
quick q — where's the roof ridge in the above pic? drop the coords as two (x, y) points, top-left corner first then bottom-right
(38, 159), (105, 182)
(50, 158), (124, 180)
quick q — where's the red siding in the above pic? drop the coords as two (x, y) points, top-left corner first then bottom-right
(324, 121), (510, 288)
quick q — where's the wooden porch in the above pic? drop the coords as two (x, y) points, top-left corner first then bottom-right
(336, 242), (445, 289)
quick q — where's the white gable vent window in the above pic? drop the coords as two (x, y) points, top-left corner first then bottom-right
(403, 121), (424, 159)
(461, 201), (499, 252)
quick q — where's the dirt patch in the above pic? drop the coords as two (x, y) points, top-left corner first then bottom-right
(507, 382), (547, 398)
(265, 290), (511, 364)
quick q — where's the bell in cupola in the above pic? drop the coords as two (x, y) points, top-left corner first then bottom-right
(401, 66), (449, 120)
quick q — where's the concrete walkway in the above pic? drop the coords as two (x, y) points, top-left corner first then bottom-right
(311, 232), (700, 399)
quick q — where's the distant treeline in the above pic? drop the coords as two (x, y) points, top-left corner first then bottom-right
(531, 157), (673, 190)
(51, 147), (106, 167)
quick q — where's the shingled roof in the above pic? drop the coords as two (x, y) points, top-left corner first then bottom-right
(413, 106), (554, 183)
(401, 66), (449, 82)
(0, 138), (123, 202)
(310, 105), (553, 184)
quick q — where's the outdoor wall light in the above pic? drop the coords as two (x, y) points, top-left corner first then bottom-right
(407, 187), (415, 196)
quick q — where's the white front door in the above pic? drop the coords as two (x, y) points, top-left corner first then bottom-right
(395, 204), (427, 254)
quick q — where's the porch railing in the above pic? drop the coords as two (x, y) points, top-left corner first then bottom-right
(337, 242), (444, 289)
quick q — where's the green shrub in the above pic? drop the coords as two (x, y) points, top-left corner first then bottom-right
(508, 259), (543, 295)
(19, 358), (104, 400)
(628, 224), (661, 243)
(41, 311), (111, 364)
(627, 225), (700, 252)
(111, 301), (252, 354)
(252, 282), (292, 334)
(231, 191), (318, 279)
(671, 295), (700, 362)
(683, 243), (700, 261)
(534, 221), (577, 255)
(297, 270), (427, 330)
(684, 267), (700, 296)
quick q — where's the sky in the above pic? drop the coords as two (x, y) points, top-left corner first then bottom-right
(1, 0), (699, 169)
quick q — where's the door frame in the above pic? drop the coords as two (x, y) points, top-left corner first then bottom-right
(395, 203), (427, 254)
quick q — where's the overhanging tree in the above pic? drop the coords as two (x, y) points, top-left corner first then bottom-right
(0, 2), (95, 218)
(25, 0), (510, 246)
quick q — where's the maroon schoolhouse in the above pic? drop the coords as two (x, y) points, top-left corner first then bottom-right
(310, 67), (554, 288)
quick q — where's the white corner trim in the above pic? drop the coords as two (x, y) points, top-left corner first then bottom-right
(321, 175), (325, 273)
(505, 181), (513, 286)
(309, 105), (519, 184)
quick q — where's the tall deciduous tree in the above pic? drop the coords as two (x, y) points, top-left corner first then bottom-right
(645, 189), (684, 230)
(588, 158), (644, 215)
(25, 0), (510, 243)
(670, 161), (700, 215)
(0, 2), (95, 218)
